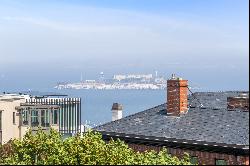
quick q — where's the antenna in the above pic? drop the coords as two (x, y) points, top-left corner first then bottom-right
(99, 72), (104, 83)
(187, 86), (203, 108)
(155, 70), (158, 78)
(81, 73), (83, 82)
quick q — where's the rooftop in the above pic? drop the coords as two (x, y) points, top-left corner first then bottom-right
(1, 91), (67, 98)
(16, 103), (60, 110)
(0, 94), (28, 102)
(95, 91), (249, 147)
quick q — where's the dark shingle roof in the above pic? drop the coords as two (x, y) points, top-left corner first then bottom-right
(95, 91), (249, 146)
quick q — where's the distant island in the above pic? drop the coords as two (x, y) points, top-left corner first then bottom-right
(55, 72), (167, 90)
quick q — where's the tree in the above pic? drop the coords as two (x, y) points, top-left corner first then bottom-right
(0, 128), (192, 165)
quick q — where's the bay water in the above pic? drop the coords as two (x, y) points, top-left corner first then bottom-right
(55, 89), (166, 126)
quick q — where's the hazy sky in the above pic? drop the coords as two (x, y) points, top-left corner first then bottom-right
(0, 0), (249, 91)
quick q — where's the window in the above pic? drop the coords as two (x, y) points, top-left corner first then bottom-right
(41, 110), (50, 127)
(0, 111), (2, 130)
(0, 111), (2, 144)
(216, 159), (227, 165)
(22, 110), (29, 125)
(52, 110), (58, 125)
(190, 156), (199, 165)
(31, 110), (39, 127)
(13, 112), (16, 124)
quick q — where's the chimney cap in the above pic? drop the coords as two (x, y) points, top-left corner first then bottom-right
(171, 74), (176, 79)
(112, 103), (123, 111)
(170, 74), (183, 80)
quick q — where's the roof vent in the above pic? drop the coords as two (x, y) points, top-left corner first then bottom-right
(111, 103), (123, 121)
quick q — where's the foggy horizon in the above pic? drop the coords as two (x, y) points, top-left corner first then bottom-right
(0, 0), (249, 92)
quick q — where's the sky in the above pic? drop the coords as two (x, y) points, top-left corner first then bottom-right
(0, 0), (249, 91)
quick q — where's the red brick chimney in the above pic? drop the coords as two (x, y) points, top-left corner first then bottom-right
(227, 94), (249, 111)
(167, 74), (188, 116)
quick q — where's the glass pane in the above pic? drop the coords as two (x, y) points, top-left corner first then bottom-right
(41, 110), (50, 127)
(31, 110), (39, 127)
(13, 112), (16, 124)
(216, 159), (227, 165)
(22, 110), (28, 125)
(53, 110), (58, 125)
(41, 110), (45, 127)
(0, 111), (2, 144)
(0, 111), (2, 130)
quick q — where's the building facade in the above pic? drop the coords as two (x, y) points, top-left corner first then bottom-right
(0, 93), (82, 144)
(26, 97), (81, 137)
(0, 94), (59, 144)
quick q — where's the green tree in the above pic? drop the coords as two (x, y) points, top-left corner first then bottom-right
(0, 128), (192, 165)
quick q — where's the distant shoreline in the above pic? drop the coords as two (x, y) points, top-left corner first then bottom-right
(55, 88), (166, 90)
(54, 83), (167, 90)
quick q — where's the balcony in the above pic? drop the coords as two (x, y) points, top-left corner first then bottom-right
(16, 104), (60, 130)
